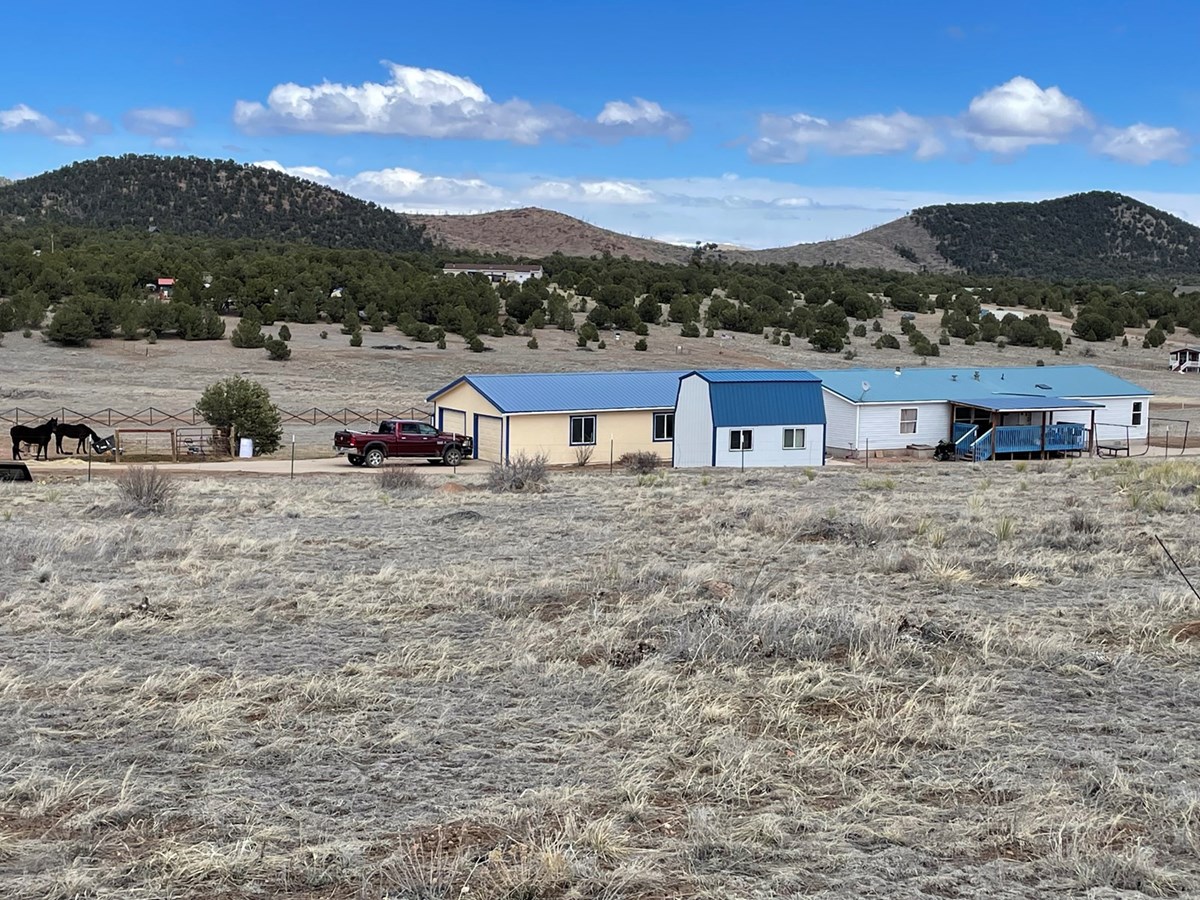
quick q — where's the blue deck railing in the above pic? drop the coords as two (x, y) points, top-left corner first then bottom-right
(994, 423), (1086, 453)
(958, 423), (1087, 459)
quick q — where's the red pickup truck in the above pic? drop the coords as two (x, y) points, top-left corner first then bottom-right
(333, 419), (472, 467)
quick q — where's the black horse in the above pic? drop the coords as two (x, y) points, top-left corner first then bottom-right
(55, 422), (101, 455)
(11, 417), (58, 461)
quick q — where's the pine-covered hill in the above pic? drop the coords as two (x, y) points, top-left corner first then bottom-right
(912, 191), (1200, 280)
(0, 155), (431, 254)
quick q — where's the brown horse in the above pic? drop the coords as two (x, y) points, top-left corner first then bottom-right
(11, 418), (58, 461)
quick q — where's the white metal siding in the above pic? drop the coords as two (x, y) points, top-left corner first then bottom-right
(475, 415), (503, 462)
(440, 408), (466, 435)
(673, 375), (713, 467)
(822, 391), (860, 451)
(857, 402), (951, 450)
(1056, 396), (1150, 441)
(714, 425), (825, 468)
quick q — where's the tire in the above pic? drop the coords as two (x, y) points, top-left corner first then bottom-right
(347, 454), (365, 467)
(442, 446), (464, 467)
(363, 447), (386, 468)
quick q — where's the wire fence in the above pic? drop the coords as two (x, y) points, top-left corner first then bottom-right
(0, 406), (432, 428)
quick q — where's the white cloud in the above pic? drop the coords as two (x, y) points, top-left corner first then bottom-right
(595, 97), (688, 139)
(253, 159), (336, 183)
(962, 76), (1091, 153)
(749, 111), (944, 162)
(124, 106), (195, 136)
(234, 62), (686, 144)
(0, 103), (84, 145)
(1093, 124), (1188, 165)
(528, 179), (656, 204)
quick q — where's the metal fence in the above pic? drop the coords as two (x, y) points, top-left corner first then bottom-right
(0, 406), (432, 428)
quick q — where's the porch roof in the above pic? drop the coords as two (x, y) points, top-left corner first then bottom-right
(952, 396), (1103, 413)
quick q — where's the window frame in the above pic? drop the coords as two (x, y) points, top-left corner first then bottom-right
(782, 427), (806, 450)
(899, 407), (919, 435)
(729, 429), (753, 452)
(569, 415), (597, 446)
(653, 412), (675, 442)
(1132, 401), (1143, 427)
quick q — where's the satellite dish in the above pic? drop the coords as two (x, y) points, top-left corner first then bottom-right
(861, 380), (871, 393)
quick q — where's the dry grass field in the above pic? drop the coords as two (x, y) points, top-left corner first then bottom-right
(4, 457), (1200, 898)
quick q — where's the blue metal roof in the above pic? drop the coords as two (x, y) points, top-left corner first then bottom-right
(428, 370), (687, 414)
(954, 396), (1103, 412)
(708, 381), (827, 427)
(812, 365), (1151, 404)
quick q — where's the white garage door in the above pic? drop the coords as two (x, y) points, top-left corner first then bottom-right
(475, 415), (502, 462)
(441, 409), (466, 436)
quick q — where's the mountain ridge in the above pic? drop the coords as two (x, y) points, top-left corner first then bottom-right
(3, 156), (1198, 279)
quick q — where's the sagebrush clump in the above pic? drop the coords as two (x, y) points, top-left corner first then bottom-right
(379, 466), (423, 492)
(115, 465), (178, 514)
(487, 453), (548, 493)
(619, 451), (660, 475)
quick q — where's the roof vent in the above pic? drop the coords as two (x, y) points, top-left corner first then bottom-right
(973, 371), (980, 381)
(951, 374), (957, 381)
(1036, 383), (1052, 390)
(894, 367), (901, 377)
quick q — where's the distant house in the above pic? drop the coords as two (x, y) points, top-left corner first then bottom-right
(980, 306), (1026, 320)
(673, 370), (826, 468)
(813, 365), (1152, 460)
(441, 262), (544, 284)
(146, 277), (175, 299)
(1169, 347), (1200, 374)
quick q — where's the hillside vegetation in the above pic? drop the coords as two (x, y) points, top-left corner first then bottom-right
(0, 155), (431, 254)
(913, 191), (1200, 280)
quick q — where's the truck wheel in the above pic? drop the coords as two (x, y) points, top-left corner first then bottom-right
(347, 455), (364, 467)
(364, 447), (386, 468)
(442, 446), (464, 467)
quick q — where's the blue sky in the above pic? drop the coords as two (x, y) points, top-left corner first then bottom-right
(2, 0), (1197, 247)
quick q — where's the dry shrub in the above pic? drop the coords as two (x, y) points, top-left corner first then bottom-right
(116, 465), (177, 514)
(379, 466), (423, 492)
(574, 445), (594, 467)
(487, 453), (549, 493)
(619, 451), (660, 475)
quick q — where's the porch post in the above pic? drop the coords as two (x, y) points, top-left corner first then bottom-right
(1040, 412), (1047, 460)
(991, 412), (998, 462)
(1090, 409), (1096, 455)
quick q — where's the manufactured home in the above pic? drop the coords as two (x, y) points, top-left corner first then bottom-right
(812, 366), (1152, 460)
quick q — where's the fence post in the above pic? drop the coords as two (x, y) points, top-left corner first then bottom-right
(290, 434), (296, 480)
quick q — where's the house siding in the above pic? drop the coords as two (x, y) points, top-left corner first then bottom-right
(714, 425), (825, 468)
(1056, 396), (1151, 441)
(506, 409), (671, 466)
(856, 402), (951, 451)
(673, 375), (714, 467)
(822, 391), (860, 452)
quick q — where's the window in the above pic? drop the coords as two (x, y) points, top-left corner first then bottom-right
(783, 428), (806, 450)
(729, 430), (753, 451)
(570, 415), (596, 446)
(417, 424), (438, 435)
(1132, 401), (1143, 426)
(400, 423), (422, 434)
(653, 412), (674, 441)
(899, 408), (918, 435)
